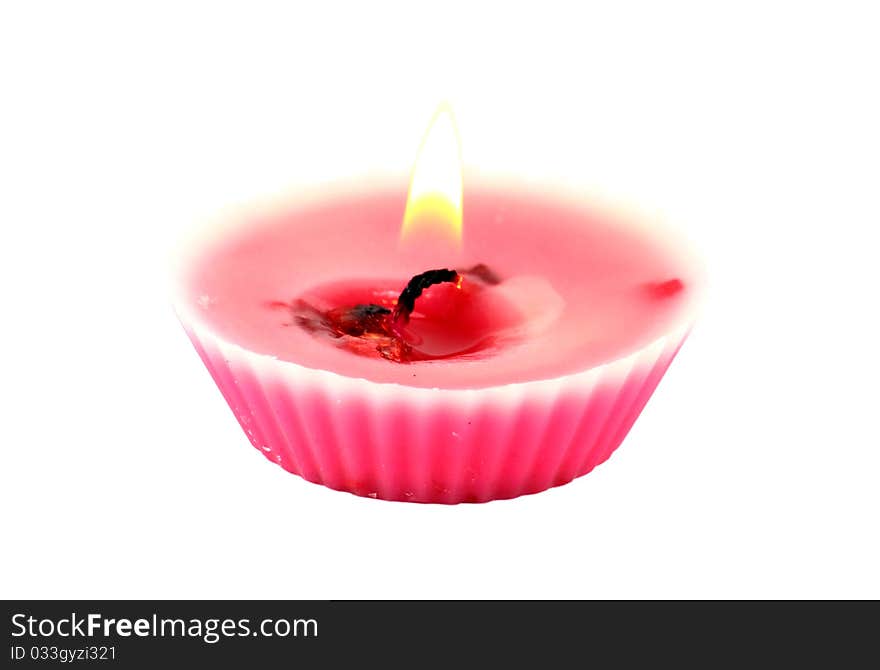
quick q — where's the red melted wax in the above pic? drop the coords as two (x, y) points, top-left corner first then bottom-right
(276, 268), (522, 362)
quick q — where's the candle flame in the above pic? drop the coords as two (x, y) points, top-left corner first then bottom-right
(400, 104), (463, 246)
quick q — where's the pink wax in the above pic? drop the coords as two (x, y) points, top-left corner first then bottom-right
(174, 183), (702, 503)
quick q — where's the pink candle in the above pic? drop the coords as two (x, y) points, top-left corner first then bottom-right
(172, 182), (702, 503)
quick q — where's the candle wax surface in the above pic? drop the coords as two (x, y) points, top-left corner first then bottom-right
(183, 186), (697, 389)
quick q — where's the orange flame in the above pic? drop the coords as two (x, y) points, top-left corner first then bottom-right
(400, 104), (463, 246)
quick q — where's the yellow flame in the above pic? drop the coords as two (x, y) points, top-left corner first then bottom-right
(400, 104), (463, 245)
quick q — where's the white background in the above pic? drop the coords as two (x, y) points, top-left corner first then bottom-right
(2, 1), (878, 599)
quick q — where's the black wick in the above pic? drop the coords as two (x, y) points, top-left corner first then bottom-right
(392, 268), (460, 322)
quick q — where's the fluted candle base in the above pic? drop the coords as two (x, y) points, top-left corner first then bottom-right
(183, 321), (689, 504)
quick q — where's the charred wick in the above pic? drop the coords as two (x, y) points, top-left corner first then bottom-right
(392, 268), (459, 322)
(390, 264), (501, 322)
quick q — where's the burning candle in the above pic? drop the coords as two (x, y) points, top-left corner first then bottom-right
(172, 106), (703, 504)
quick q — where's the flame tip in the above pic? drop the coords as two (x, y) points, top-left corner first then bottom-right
(400, 104), (463, 246)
